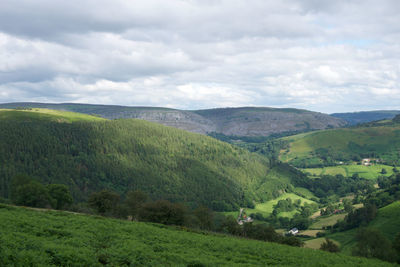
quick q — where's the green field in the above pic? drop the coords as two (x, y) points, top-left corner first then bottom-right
(293, 187), (318, 199)
(0, 204), (392, 266)
(304, 238), (340, 250)
(0, 108), (105, 122)
(302, 164), (394, 179)
(310, 214), (347, 230)
(224, 193), (317, 219)
(279, 125), (400, 167)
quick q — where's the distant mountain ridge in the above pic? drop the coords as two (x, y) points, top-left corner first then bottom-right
(0, 103), (346, 136)
(331, 110), (400, 125)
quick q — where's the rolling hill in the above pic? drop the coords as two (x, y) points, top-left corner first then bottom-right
(0, 108), (296, 210)
(0, 204), (392, 266)
(0, 103), (346, 136)
(279, 120), (400, 168)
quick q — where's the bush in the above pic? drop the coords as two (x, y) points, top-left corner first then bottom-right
(47, 184), (73, 210)
(88, 190), (120, 215)
(320, 238), (340, 253)
(15, 181), (51, 208)
(139, 200), (186, 226)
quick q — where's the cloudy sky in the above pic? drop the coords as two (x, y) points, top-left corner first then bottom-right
(0, 0), (399, 113)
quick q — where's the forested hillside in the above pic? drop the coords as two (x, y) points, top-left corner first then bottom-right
(0, 109), (293, 210)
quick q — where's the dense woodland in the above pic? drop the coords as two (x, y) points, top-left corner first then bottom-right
(0, 109), (296, 210)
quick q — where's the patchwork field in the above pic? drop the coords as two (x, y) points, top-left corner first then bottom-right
(224, 193), (317, 219)
(302, 164), (394, 179)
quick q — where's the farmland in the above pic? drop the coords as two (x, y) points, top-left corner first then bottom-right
(302, 164), (394, 180)
(224, 193), (317, 219)
(279, 124), (400, 167)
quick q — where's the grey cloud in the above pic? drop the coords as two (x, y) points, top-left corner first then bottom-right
(0, 0), (400, 113)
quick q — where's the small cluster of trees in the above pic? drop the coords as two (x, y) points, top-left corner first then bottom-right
(9, 174), (73, 210)
(272, 198), (298, 215)
(86, 189), (304, 247)
(251, 202), (318, 230)
(333, 204), (377, 231)
(320, 238), (340, 253)
(320, 199), (352, 216)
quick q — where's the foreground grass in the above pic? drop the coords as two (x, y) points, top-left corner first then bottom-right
(0, 205), (393, 266)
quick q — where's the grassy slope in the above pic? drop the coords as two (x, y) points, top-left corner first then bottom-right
(0, 204), (392, 267)
(0, 108), (291, 208)
(0, 108), (105, 122)
(309, 214), (347, 230)
(323, 201), (400, 255)
(302, 164), (394, 180)
(280, 125), (400, 166)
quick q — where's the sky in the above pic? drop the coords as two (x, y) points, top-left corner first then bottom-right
(0, 0), (399, 113)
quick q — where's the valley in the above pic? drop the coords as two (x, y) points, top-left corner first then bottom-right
(1, 106), (400, 265)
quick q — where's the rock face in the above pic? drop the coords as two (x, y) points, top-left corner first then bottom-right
(0, 103), (347, 136)
(194, 107), (346, 136)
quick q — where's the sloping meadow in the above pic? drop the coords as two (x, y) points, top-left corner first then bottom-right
(0, 204), (393, 266)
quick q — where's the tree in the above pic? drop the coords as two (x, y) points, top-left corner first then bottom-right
(47, 184), (73, 210)
(393, 233), (400, 254)
(14, 181), (51, 208)
(352, 228), (397, 262)
(219, 215), (241, 235)
(9, 174), (33, 203)
(125, 190), (148, 220)
(320, 238), (340, 253)
(393, 114), (400, 123)
(343, 199), (353, 213)
(194, 206), (214, 230)
(88, 190), (120, 215)
(139, 200), (186, 226)
(282, 235), (304, 247)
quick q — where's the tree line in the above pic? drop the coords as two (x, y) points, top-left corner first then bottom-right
(86, 189), (303, 247)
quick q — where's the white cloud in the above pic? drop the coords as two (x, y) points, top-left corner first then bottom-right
(0, 0), (399, 113)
